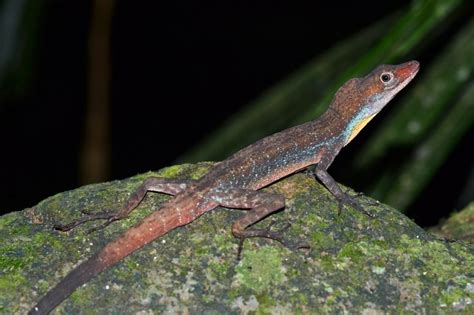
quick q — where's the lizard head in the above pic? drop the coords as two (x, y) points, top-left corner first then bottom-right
(359, 60), (420, 113)
(338, 60), (420, 145)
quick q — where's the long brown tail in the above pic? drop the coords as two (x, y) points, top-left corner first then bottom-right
(29, 194), (211, 314)
(28, 251), (106, 315)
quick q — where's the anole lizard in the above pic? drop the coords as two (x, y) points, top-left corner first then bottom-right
(29, 61), (419, 314)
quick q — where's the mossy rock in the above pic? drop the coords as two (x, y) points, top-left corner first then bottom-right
(429, 202), (474, 243)
(1, 163), (473, 314)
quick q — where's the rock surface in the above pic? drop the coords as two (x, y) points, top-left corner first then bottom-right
(1, 163), (473, 314)
(430, 201), (474, 243)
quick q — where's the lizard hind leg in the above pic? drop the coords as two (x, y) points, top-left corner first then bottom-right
(55, 177), (194, 233)
(210, 188), (309, 257)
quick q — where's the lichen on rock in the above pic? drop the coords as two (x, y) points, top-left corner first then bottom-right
(1, 163), (473, 314)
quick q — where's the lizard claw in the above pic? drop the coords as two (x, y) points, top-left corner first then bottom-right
(83, 216), (119, 234)
(236, 220), (310, 259)
(265, 218), (291, 232)
(337, 193), (375, 218)
(281, 238), (311, 251)
(54, 209), (124, 233)
(345, 189), (380, 207)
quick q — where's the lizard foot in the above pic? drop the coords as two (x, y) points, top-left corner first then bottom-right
(337, 193), (375, 218)
(54, 209), (126, 233)
(346, 189), (380, 207)
(236, 221), (310, 259)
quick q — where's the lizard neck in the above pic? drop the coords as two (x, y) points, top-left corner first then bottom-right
(342, 107), (377, 145)
(339, 85), (400, 146)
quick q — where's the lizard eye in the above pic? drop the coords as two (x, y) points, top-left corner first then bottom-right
(380, 72), (393, 83)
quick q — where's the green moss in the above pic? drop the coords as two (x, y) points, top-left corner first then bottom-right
(0, 227), (64, 275)
(0, 245), (28, 271)
(452, 242), (474, 263)
(235, 246), (285, 293)
(338, 242), (365, 264)
(0, 214), (15, 229)
(208, 259), (230, 279)
(431, 202), (474, 242)
(254, 293), (277, 314)
(67, 280), (101, 313)
(0, 272), (27, 293)
(188, 163), (214, 179)
(155, 162), (213, 180)
(4, 163), (474, 313)
(158, 165), (183, 178)
(305, 212), (328, 228)
(32, 231), (63, 251)
(0, 274), (27, 313)
(311, 231), (334, 250)
(440, 286), (471, 306)
(213, 234), (235, 252)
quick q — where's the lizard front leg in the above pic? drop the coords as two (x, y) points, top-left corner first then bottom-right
(210, 188), (308, 251)
(314, 155), (373, 217)
(55, 177), (195, 232)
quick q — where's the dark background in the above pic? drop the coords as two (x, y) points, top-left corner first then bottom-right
(2, 1), (471, 226)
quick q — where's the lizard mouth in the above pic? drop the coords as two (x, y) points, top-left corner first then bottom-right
(397, 60), (420, 83)
(391, 60), (420, 94)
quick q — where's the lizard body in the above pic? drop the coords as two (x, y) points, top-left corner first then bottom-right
(29, 61), (419, 314)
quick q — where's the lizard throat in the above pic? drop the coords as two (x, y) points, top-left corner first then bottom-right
(344, 113), (376, 145)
